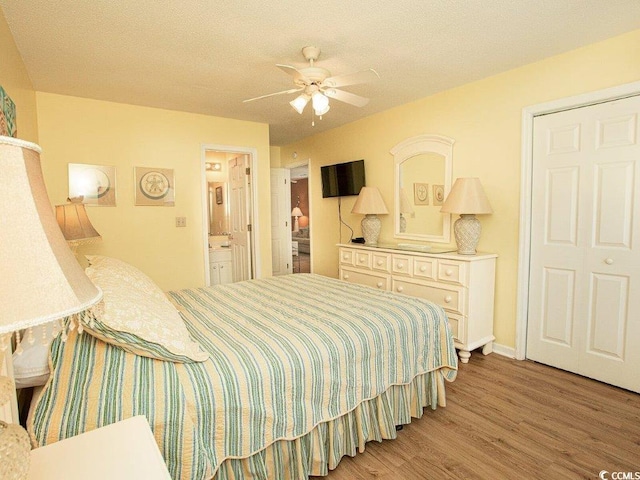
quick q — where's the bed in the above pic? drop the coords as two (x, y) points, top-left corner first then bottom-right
(26, 256), (458, 480)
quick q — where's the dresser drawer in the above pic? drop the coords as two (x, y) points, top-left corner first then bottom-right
(354, 250), (372, 269)
(446, 313), (466, 344)
(437, 259), (466, 286)
(340, 267), (390, 291)
(391, 254), (413, 276)
(392, 278), (465, 315)
(339, 248), (354, 266)
(413, 257), (436, 281)
(372, 252), (391, 273)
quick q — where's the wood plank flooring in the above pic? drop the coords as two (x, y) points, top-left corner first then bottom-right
(318, 353), (640, 480)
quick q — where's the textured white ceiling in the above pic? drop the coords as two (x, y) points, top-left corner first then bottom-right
(2, 0), (639, 146)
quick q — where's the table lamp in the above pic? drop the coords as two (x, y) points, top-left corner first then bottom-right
(440, 177), (493, 254)
(351, 187), (389, 246)
(291, 206), (303, 233)
(0, 136), (103, 480)
(55, 198), (101, 252)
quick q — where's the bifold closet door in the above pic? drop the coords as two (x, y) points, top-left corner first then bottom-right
(527, 95), (640, 393)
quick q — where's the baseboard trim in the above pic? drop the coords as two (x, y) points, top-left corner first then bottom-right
(491, 343), (516, 359)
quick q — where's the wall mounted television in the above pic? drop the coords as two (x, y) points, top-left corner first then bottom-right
(321, 159), (365, 198)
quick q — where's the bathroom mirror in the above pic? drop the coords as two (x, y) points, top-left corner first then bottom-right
(208, 181), (230, 235)
(391, 134), (454, 243)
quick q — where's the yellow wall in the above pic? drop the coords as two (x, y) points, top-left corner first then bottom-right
(279, 29), (640, 349)
(0, 9), (38, 142)
(36, 93), (272, 290)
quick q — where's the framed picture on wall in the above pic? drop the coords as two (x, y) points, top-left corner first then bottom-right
(215, 186), (223, 204)
(433, 184), (445, 206)
(135, 167), (175, 206)
(68, 163), (117, 206)
(414, 182), (429, 205)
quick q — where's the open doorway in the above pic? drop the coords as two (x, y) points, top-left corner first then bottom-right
(290, 164), (310, 274)
(201, 145), (259, 286)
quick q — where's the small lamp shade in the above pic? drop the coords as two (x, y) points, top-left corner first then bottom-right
(291, 207), (303, 217)
(0, 136), (102, 334)
(351, 187), (388, 246)
(440, 177), (493, 214)
(56, 201), (101, 246)
(440, 177), (492, 255)
(351, 187), (389, 215)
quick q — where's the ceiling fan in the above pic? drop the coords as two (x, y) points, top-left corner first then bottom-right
(243, 46), (379, 119)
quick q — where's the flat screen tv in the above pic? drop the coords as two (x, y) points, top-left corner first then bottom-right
(321, 159), (365, 198)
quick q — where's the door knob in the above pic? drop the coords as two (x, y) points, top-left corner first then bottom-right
(605, 258), (614, 265)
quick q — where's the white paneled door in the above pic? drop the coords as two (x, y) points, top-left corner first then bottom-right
(229, 155), (252, 282)
(527, 95), (640, 393)
(270, 168), (292, 275)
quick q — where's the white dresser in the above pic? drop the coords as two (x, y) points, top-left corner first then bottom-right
(338, 244), (497, 363)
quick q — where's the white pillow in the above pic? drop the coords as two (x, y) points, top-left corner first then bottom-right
(84, 256), (208, 363)
(12, 324), (54, 389)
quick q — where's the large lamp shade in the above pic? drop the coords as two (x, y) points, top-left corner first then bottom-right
(0, 136), (102, 335)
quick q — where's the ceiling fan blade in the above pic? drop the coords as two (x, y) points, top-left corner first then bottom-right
(324, 89), (370, 108)
(243, 87), (303, 103)
(322, 68), (380, 88)
(277, 64), (310, 84)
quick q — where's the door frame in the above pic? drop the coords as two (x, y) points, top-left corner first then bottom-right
(200, 144), (261, 286)
(515, 80), (640, 360)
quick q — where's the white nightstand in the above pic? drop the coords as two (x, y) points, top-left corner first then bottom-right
(28, 416), (171, 479)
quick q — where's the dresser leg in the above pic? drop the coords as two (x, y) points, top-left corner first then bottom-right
(458, 350), (471, 364)
(482, 342), (493, 355)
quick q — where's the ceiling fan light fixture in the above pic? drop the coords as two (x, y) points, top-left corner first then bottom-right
(314, 103), (330, 116)
(312, 92), (329, 113)
(290, 94), (310, 114)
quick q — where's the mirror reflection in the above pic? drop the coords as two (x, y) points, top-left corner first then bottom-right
(205, 159), (230, 237)
(399, 153), (446, 236)
(391, 135), (454, 243)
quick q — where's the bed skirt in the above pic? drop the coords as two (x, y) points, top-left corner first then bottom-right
(214, 368), (446, 480)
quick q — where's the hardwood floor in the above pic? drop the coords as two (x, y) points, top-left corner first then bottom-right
(319, 353), (640, 480)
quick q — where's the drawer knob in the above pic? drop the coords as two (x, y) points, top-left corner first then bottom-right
(397, 263), (404, 269)
(444, 295), (452, 303)
(343, 254), (349, 260)
(344, 274), (349, 280)
(419, 265), (427, 272)
(359, 255), (365, 262)
(397, 286), (404, 293)
(377, 281), (383, 288)
(377, 260), (384, 266)
(605, 258), (614, 265)
(445, 269), (453, 276)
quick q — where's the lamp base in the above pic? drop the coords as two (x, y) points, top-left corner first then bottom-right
(453, 214), (481, 255)
(361, 214), (381, 246)
(399, 214), (407, 233)
(0, 420), (30, 480)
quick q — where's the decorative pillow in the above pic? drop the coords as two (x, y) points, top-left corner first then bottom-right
(86, 255), (168, 302)
(85, 256), (208, 363)
(12, 324), (54, 389)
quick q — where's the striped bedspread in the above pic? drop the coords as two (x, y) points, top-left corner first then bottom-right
(29, 274), (458, 479)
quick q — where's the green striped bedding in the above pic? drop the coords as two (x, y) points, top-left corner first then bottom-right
(28, 274), (458, 479)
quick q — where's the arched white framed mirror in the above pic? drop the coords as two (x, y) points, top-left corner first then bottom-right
(391, 134), (454, 243)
